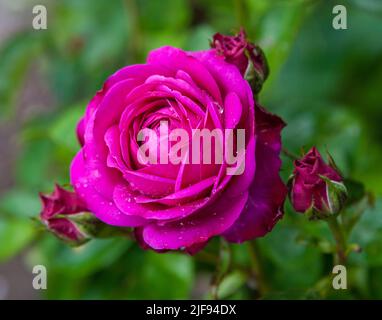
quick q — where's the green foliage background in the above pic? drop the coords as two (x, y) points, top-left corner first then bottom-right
(0, 0), (382, 299)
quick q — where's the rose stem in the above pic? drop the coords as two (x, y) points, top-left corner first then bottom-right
(282, 147), (300, 161)
(234, 0), (248, 31)
(194, 251), (219, 266)
(124, 0), (142, 62)
(326, 216), (347, 265)
(247, 240), (269, 296)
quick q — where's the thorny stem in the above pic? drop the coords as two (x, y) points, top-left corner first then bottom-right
(234, 0), (248, 30)
(282, 147), (300, 161)
(124, 0), (142, 62)
(247, 240), (268, 296)
(194, 251), (219, 266)
(327, 216), (347, 265)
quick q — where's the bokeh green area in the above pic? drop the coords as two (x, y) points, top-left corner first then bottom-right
(0, 0), (381, 299)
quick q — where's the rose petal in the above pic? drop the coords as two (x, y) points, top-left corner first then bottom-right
(141, 191), (248, 250)
(113, 183), (209, 220)
(70, 150), (147, 227)
(291, 174), (314, 212)
(223, 105), (286, 242)
(147, 46), (222, 105)
(134, 176), (215, 206)
(224, 92), (243, 129)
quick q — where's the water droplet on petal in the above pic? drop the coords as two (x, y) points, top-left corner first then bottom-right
(214, 102), (224, 114)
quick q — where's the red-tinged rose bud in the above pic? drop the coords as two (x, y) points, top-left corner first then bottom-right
(39, 185), (133, 245)
(288, 147), (348, 219)
(39, 185), (98, 246)
(245, 42), (269, 94)
(211, 28), (269, 94)
(212, 29), (249, 75)
(39, 184), (89, 245)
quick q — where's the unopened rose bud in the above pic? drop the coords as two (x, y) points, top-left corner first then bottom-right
(288, 147), (348, 219)
(245, 42), (269, 94)
(211, 28), (269, 93)
(39, 184), (103, 246)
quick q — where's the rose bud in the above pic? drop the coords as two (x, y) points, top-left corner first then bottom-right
(211, 28), (269, 93)
(39, 184), (105, 246)
(288, 147), (348, 219)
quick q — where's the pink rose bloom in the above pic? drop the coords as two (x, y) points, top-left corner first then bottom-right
(71, 33), (286, 253)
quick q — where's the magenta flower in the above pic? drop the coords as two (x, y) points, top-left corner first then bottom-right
(70, 32), (286, 253)
(289, 147), (347, 218)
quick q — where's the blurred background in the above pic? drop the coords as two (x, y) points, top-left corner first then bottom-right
(0, 0), (382, 299)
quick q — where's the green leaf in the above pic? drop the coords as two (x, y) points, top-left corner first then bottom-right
(137, 0), (191, 32)
(16, 138), (55, 189)
(0, 219), (35, 262)
(211, 239), (232, 298)
(349, 198), (382, 268)
(49, 104), (85, 153)
(344, 178), (366, 206)
(0, 189), (41, 218)
(259, 224), (323, 290)
(0, 32), (42, 118)
(126, 250), (194, 299)
(216, 270), (247, 299)
(369, 267), (382, 299)
(185, 25), (215, 51)
(29, 238), (131, 278)
(258, 2), (310, 94)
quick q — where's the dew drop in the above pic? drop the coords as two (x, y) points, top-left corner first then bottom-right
(214, 102), (224, 114)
